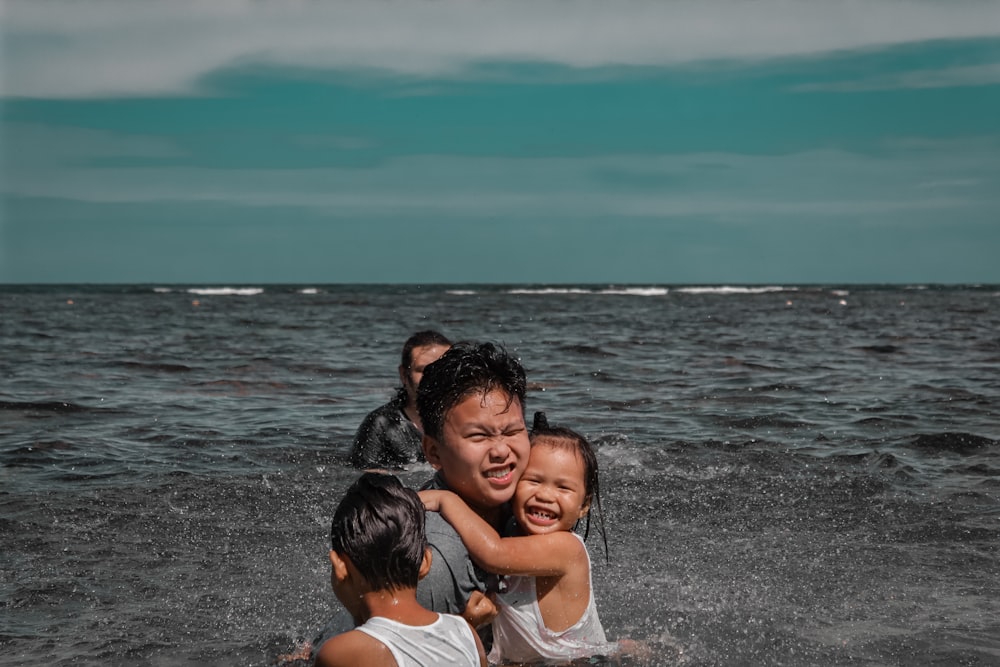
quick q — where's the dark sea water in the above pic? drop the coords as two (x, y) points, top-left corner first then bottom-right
(1, 284), (998, 666)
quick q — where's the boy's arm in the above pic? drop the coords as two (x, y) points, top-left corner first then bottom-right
(420, 490), (584, 577)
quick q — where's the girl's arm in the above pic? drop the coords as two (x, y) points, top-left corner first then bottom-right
(419, 490), (584, 577)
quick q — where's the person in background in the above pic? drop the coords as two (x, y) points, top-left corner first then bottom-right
(314, 472), (487, 667)
(349, 330), (451, 469)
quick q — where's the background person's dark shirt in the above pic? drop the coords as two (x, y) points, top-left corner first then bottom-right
(348, 393), (423, 468)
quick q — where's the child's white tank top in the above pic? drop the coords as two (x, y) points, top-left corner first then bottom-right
(355, 613), (480, 666)
(489, 532), (616, 663)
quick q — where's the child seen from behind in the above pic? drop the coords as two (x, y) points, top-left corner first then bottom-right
(315, 472), (487, 667)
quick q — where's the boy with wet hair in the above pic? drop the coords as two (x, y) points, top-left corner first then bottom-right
(314, 472), (486, 667)
(415, 342), (531, 629)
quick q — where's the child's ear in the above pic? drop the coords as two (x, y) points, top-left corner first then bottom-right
(329, 550), (350, 583)
(422, 435), (442, 470)
(417, 547), (433, 580)
(579, 500), (591, 518)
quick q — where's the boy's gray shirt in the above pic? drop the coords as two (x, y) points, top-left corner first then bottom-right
(415, 472), (486, 614)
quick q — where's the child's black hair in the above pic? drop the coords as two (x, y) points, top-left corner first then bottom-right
(529, 411), (609, 561)
(417, 341), (527, 442)
(330, 472), (428, 591)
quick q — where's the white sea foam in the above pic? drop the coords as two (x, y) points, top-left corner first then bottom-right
(153, 287), (173, 293)
(599, 287), (669, 296)
(831, 290), (850, 297)
(186, 287), (264, 296)
(298, 288), (319, 295)
(507, 286), (668, 296)
(675, 286), (795, 295)
(507, 288), (594, 295)
(445, 290), (478, 295)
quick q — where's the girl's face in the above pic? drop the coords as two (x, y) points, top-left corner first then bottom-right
(512, 439), (590, 536)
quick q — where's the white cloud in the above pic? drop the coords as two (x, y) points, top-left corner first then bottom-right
(4, 0), (1000, 98)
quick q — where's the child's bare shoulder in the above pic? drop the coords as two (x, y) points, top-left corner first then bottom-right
(314, 629), (396, 667)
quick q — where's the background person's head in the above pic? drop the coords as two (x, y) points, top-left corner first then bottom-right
(398, 330), (451, 408)
(417, 342), (530, 517)
(328, 472), (431, 620)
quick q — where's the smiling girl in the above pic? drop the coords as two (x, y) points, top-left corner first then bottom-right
(420, 413), (614, 664)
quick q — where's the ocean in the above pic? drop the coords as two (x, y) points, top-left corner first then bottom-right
(1, 284), (998, 666)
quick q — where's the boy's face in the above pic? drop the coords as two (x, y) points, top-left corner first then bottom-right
(424, 389), (530, 517)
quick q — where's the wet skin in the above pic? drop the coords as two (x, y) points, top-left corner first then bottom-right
(424, 389), (530, 521)
(513, 441), (590, 536)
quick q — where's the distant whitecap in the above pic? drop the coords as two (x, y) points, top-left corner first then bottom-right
(676, 286), (794, 295)
(507, 288), (593, 295)
(599, 287), (669, 296)
(186, 287), (264, 296)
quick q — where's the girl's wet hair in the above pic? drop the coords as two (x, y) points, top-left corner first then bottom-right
(330, 472), (428, 591)
(530, 411), (609, 560)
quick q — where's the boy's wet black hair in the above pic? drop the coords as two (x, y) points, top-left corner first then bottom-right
(416, 341), (527, 442)
(330, 472), (428, 591)
(530, 411), (609, 560)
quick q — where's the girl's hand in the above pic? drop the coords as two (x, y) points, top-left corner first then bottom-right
(418, 489), (448, 512)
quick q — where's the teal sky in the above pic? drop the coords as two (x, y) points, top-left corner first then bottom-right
(2, 1), (999, 284)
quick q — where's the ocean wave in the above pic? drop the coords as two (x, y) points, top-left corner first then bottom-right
(600, 287), (669, 296)
(507, 287), (595, 295)
(297, 288), (320, 295)
(674, 286), (795, 295)
(506, 287), (669, 296)
(908, 432), (996, 454)
(0, 400), (91, 413)
(186, 287), (264, 296)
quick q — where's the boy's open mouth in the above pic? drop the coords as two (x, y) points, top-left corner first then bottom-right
(484, 464), (515, 484)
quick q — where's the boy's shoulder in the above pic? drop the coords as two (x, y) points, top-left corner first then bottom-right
(313, 628), (396, 667)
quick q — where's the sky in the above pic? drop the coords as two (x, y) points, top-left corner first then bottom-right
(2, 0), (999, 285)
